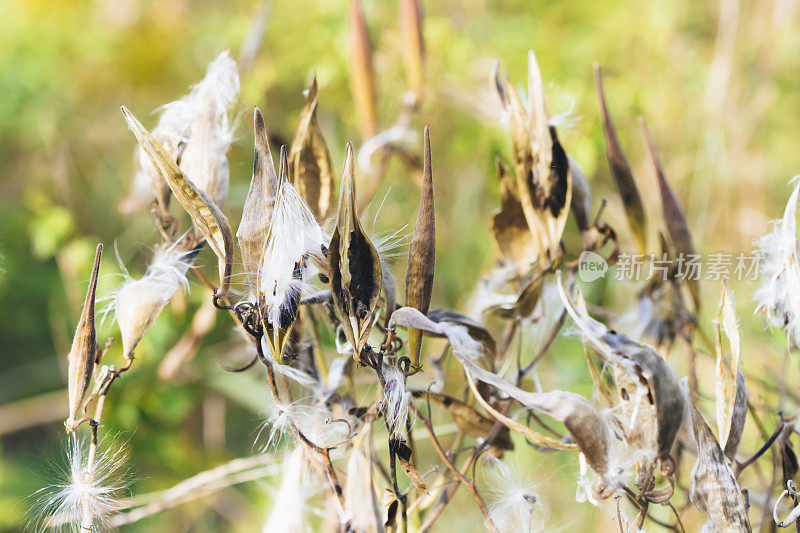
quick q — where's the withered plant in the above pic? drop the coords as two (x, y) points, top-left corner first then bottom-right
(35, 3), (800, 532)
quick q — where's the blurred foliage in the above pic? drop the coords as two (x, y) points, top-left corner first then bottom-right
(2, 0), (800, 531)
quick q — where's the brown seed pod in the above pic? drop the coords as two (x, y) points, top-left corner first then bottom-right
(238, 107), (279, 293)
(489, 157), (538, 272)
(289, 74), (336, 220)
(497, 52), (572, 266)
(594, 64), (648, 255)
(328, 143), (382, 363)
(559, 276), (687, 458)
(569, 155), (592, 233)
(122, 105), (234, 300)
(640, 117), (700, 311)
(347, 0), (378, 140)
(66, 243), (102, 432)
(689, 406), (752, 532)
(405, 126), (435, 367)
(399, 0), (424, 102)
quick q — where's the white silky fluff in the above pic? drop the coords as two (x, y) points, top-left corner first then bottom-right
(482, 455), (546, 533)
(258, 181), (325, 330)
(124, 51), (239, 210)
(262, 448), (309, 533)
(113, 243), (192, 357)
(380, 362), (411, 439)
(177, 51), (239, 206)
(754, 179), (800, 346)
(32, 434), (127, 532)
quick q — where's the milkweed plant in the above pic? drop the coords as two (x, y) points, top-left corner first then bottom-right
(31, 1), (800, 532)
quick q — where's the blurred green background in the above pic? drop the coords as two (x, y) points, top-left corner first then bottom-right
(2, 0), (800, 531)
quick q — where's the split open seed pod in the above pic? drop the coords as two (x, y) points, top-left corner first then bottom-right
(558, 274), (687, 461)
(494, 52), (572, 266)
(328, 143), (382, 362)
(121, 106), (234, 300)
(237, 108), (279, 294)
(489, 158), (538, 272)
(689, 406), (751, 531)
(66, 243), (102, 432)
(258, 147), (326, 363)
(289, 75), (336, 220)
(405, 126), (435, 367)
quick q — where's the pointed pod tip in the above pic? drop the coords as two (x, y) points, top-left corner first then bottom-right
(254, 106), (264, 123)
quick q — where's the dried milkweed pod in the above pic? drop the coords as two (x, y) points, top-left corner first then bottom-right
(494, 51), (572, 266)
(288, 75), (336, 220)
(115, 243), (198, 359)
(399, 0), (424, 103)
(594, 64), (647, 254)
(689, 406), (752, 532)
(568, 156), (592, 233)
(65, 243), (102, 432)
(640, 117), (700, 311)
(329, 143), (382, 363)
(405, 126), (435, 367)
(258, 147), (326, 363)
(238, 107), (279, 293)
(121, 105), (234, 300)
(558, 275), (687, 460)
(636, 233), (692, 350)
(347, 0), (378, 140)
(489, 158), (538, 272)
(714, 282), (744, 454)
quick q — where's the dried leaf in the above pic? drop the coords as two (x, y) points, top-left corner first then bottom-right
(405, 126), (436, 367)
(426, 309), (496, 358)
(411, 390), (513, 451)
(689, 406), (751, 532)
(640, 117), (700, 311)
(289, 74), (336, 220)
(66, 243), (102, 431)
(237, 107), (278, 292)
(594, 64), (647, 254)
(395, 442), (428, 494)
(121, 105), (234, 299)
(329, 142), (382, 362)
(388, 306), (491, 360)
(715, 281), (741, 452)
(347, 0), (378, 140)
(462, 360), (611, 483)
(489, 157), (538, 271)
(399, 0), (424, 101)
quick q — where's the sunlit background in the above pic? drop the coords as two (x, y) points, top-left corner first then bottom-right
(2, 0), (800, 530)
